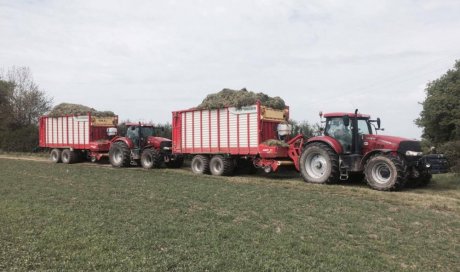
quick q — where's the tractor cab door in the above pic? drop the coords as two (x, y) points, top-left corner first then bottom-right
(325, 117), (353, 153)
(126, 126), (141, 149)
(353, 119), (372, 154)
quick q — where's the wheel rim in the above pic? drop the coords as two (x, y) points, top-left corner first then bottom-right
(143, 154), (153, 167)
(193, 159), (202, 172)
(113, 149), (122, 164)
(305, 152), (328, 179)
(52, 152), (58, 161)
(212, 160), (223, 174)
(62, 152), (68, 162)
(371, 162), (391, 184)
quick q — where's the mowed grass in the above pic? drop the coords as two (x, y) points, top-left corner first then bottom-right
(0, 158), (459, 271)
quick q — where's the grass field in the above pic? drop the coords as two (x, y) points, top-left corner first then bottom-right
(0, 157), (459, 271)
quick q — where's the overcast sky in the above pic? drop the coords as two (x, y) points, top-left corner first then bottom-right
(1, 0), (459, 139)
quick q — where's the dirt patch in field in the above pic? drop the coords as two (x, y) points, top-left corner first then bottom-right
(0, 155), (49, 162)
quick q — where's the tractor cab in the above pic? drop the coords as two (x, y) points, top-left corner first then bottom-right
(124, 123), (156, 150)
(323, 111), (377, 155)
(300, 109), (448, 191)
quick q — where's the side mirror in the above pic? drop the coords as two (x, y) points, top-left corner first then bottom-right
(377, 118), (381, 129)
(343, 115), (350, 127)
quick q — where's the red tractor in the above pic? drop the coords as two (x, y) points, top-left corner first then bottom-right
(298, 110), (449, 191)
(108, 123), (183, 169)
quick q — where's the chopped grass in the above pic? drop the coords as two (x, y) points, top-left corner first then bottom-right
(197, 88), (286, 110)
(0, 158), (459, 271)
(48, 103), (115, 117)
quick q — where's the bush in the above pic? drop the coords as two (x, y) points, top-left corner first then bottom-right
(0, 125), (39, 152)
(438, 141), (460, 173)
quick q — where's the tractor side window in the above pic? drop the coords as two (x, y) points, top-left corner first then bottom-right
(126, 126), (139, 138)
(325, 118), (352, 153)
(325, 118), (341, 136)
(357, 119), (371, 135)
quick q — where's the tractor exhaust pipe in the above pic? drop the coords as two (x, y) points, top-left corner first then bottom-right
(353, 109), (360, 154)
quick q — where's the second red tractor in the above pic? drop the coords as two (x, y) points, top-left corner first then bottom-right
(109, 123), (183, 169)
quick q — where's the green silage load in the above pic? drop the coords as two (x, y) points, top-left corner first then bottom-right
(48, 103), (116, 117)
(197, 88), (286, 110)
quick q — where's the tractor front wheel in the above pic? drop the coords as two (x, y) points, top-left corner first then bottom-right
(140, 148), (162, 169)
(364, 154), (406, 191)
(109, 142), (131, 167)
(299, 142), (339, 184)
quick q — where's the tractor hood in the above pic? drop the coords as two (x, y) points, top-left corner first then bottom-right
(364, 134), (421, 152)
(147, 136), (172, 150)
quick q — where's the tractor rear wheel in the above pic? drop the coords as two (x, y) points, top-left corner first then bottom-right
(140, 148), (162, 169)
(191, 155), (210, 174)
(210, 155), (235, 176)
(109, 142), (131, 167)
(299, 142), (339, 184)
(50, 149), (61, 163)
(364, 154), (406, 191)
(61, 149), (77, 164)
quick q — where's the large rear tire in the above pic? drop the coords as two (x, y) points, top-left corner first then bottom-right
(50, 149), (61, 163)
(109, 142), (131, 167)
(210, 155), (235, 176)
(299, 142), (339, 184)
(140, 148), (162, 169)
(61, 149), (77, 164)
(191, 155), (210, 175)
(364, 154), (406, 191)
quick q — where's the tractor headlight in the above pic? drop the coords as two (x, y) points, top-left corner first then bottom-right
(163, 146), (171, 150)
(405, 150), (423, 157)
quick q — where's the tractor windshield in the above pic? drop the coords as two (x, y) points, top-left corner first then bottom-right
(140, 127), (155, 137)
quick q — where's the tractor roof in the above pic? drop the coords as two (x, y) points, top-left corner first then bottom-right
(323, 112), (370, 118)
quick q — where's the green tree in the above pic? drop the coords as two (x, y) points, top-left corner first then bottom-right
(0, 80), (14, 128)
(416, 60), (460, 172)
(0, 67), (53, 151)
(416, 60), (460, 144)
(155, 123), (172, 139)
(289, 119), (320, 138)
(5, 67), (53, 127)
